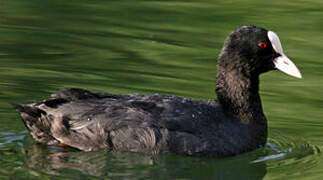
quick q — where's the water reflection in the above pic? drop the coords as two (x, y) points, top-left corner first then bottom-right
(0, 130), (321, 179)
(18, 131), (321, 179)
(24, 144), (266, 180)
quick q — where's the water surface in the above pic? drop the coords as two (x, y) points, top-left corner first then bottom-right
(1, 0), (323, 179)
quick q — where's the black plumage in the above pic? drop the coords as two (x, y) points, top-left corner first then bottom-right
(12, 25), (301, 157)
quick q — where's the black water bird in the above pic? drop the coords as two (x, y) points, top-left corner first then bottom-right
(12, 25), (302, 157)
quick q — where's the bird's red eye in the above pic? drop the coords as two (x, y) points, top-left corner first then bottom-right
(258, 42), (267, 49)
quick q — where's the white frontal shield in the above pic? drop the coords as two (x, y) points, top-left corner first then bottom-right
(268, 31), (302, 78)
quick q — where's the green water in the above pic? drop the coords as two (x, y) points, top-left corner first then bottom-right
(1, 0), (322, 179)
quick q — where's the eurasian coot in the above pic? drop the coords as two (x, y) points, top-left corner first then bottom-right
(12, 25), (302, 157)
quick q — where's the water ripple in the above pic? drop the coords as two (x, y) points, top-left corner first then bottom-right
(251, 132), (321, 175)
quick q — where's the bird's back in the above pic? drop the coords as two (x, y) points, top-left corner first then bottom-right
(15, 88), (238, 156)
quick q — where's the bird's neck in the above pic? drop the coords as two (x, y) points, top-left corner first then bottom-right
(216, 67), (266, 125)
